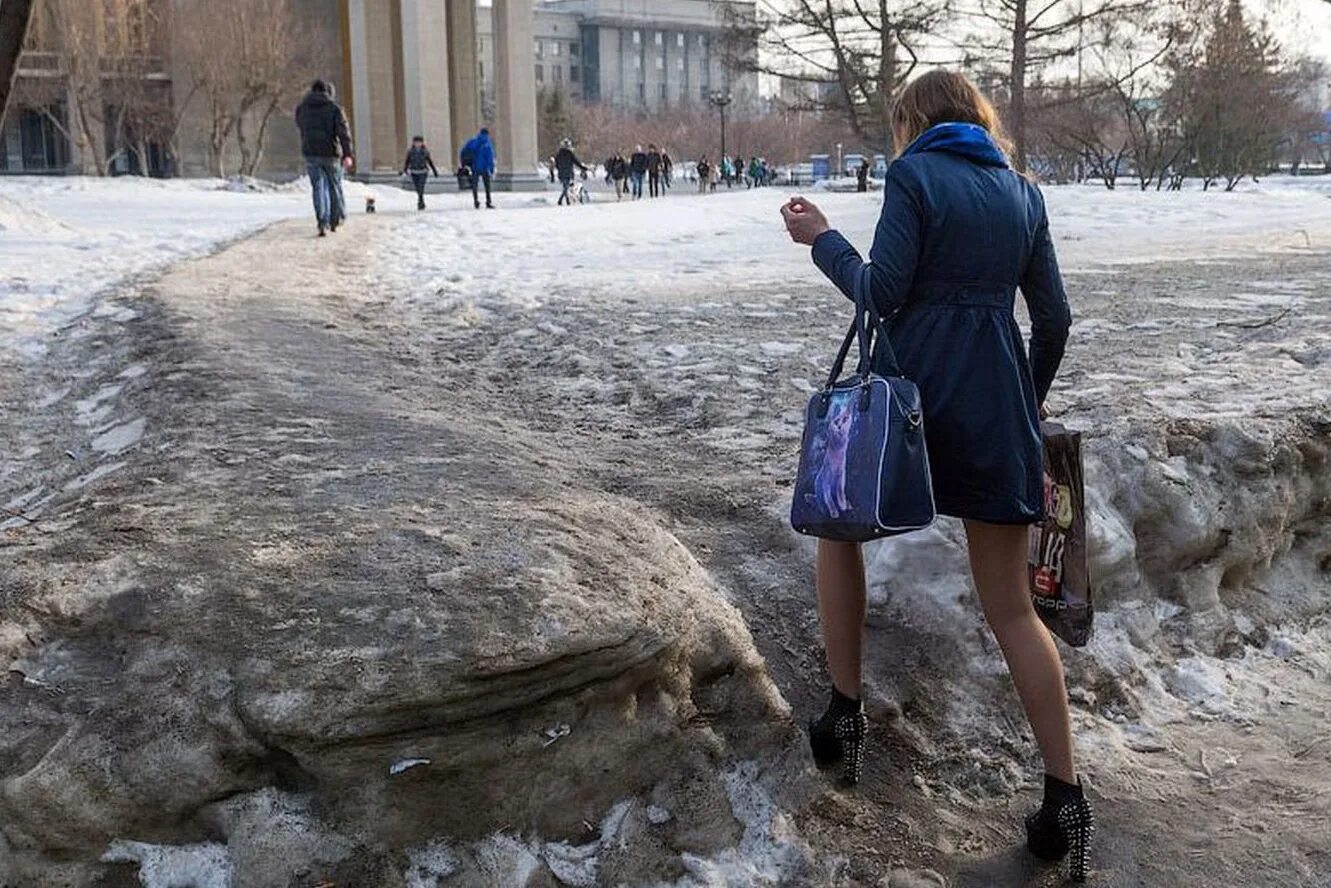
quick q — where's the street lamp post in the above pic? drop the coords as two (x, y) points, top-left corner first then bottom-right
(709, 90), (732, 169)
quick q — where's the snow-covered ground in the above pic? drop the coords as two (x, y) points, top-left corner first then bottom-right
(0, 176), (419, 359)
(2, 174), (1329, 363)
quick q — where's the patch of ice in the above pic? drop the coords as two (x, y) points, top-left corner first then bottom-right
(661, 761), (815, 887)
(92, 418), (146, 454)
(64, 461), (127, 491)
(389, 757), (431, 775)
(404, 839), (458, 888)
(759, 341), (802, 357)
(101, 840), (232, 888)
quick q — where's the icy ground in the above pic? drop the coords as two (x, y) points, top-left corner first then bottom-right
(2, 175), (1330, 887)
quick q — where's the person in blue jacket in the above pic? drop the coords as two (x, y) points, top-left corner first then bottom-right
(460, 128), (496, 209)
(782, 70), (1089, 881)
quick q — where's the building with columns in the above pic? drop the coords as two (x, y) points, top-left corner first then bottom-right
(477, 0), (758, 113)
(334, 0), (540, 187)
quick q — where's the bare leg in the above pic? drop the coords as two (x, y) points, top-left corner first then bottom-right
(816, 539), (866, 698)
(963, 520), (1076, 783)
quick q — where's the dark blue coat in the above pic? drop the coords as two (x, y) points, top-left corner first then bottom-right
(812, 123), (1071, 524)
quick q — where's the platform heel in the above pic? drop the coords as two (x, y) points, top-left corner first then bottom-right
(1026, 774), (1094, 883)
(808, 689), (868, 786)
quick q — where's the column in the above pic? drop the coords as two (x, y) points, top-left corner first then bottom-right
(445, 0), (481, 158)
(345, 0), (374, 170)
(490, 0), (542, 190)
(363, 0), (402, 171)
(400, 0), (452, 161)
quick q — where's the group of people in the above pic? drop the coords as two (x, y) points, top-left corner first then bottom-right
(295, 79), (498, 231)
(602, 144), (675, 200)
(399, 128), (498, 212)
(694, 154), (775, 193)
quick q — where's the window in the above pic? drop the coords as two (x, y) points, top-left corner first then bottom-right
(677, 33), (685, 48)
(637, 82), (646, 101)
(535, 64), (544, 83)
(633, 55), (641, 70)
(571, 42), (580, 58)
(633, 30), (641, 45)
(697, 33), (705, 48)
(659, 83), (667, 100)
(654, 31), (663, 46)
(701, 84), (710, 101)
(570, 65), (580, 83)
(552, 41), (561, 57)
(554, 65), (563, 84)
(479, 61), (485, 80)
(534, 39), (543, 58)
(656, 56), (664, 70)
(677, 58), (685, 71)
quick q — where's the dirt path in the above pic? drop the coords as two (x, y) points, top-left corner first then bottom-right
(3, 213), (1329, 886)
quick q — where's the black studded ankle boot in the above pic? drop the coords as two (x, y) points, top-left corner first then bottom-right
(807, 687), (868, 786)
(1026, 774), (1094, 882)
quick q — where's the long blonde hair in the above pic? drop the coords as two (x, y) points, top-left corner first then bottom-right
(891, 70), (1013, 158)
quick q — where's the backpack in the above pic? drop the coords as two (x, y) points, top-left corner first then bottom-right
(460, 143), (476, 168)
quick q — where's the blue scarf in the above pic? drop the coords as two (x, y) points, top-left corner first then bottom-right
(901, 122), (1009, 168)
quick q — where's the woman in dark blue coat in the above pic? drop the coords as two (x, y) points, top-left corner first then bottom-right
(782, 71), (1091, 881)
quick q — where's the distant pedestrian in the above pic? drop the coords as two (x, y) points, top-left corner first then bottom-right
(401, 135), (440, 210)
(609, 151), (629, 200)
(554, 139), (590, 206)
(629, 145), (648, 199)
(662, 149), (674, 190)
(646, 144), (664, 198)
(461, 127), (496, 209)
(696, 156), (711, 194)
(294, 79), (354, 237)
(749, 156), (762, 188)
(856, 158), (870, 192)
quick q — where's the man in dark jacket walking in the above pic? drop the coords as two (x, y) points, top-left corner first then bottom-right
(629, 145), (648, 200)
(553, 139), (589, 206)
(646, 144), (663, 198)
(401, 135), (439, 210)
(294, 80), (354, 237)
(460, 128), (496, 209)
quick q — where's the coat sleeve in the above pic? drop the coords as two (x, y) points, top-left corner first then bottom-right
(1019, 187), (1072, 404)
(811, 161), (924, 318)
(335, 107), (354, 159)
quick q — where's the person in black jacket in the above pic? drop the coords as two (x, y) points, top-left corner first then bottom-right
(646, 144), (663, 198)
(294, 80), (354, 237)
(608, 152), (629, 201)
(401, 136), (439, 210)
(629, 145), (648, 200)
(553, 139), (590, 206)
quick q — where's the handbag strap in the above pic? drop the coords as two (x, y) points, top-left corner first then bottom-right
(855, 265), (903, 378)
(823, 265), (902, 389)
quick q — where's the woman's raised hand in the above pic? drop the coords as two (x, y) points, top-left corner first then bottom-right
(780, 196), (831, 246)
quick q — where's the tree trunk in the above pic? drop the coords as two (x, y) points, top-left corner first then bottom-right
(1009, 0), (1029, 172)
(878, 0), (897, 155)
(243, 98), (281, 177)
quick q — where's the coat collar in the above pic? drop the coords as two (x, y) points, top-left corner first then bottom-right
(901, 123), (1009, 168)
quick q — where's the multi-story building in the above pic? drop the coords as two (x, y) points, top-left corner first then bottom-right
(478, 0), (759, 113)
(2, 0), (758, 178)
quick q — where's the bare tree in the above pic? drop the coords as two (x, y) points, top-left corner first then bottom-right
(961, 0), (1156, 170)
(717, 0), (950, 152)
(174, 0), (326, 178)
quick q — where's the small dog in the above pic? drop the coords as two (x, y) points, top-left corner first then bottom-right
(365, 196), (377, 214)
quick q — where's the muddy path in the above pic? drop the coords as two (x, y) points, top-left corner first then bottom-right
(3, 214), (1330, 886)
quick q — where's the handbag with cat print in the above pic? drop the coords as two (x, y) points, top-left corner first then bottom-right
(791, 266), (936, 542)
